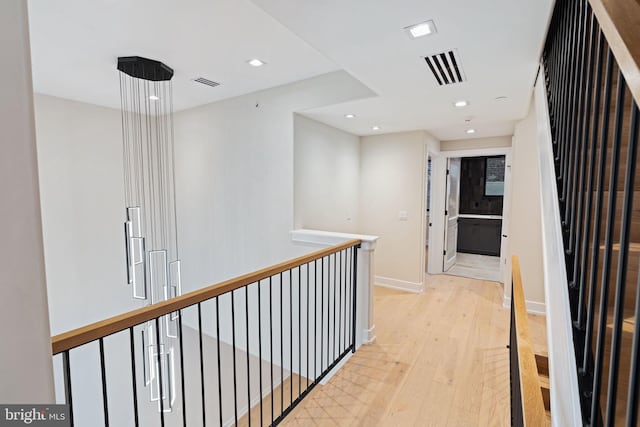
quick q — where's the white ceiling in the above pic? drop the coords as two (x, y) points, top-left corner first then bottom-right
(27, 0), (339, 112)
(28, 0), (554, 140)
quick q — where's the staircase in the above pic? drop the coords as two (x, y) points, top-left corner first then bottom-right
(537, 0), (640, 424)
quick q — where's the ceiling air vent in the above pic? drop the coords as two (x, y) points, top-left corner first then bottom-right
(424, 50), (466, 85)
(191, 77), (220, 88)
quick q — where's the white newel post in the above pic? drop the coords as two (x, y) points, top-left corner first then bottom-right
(356, 239), (377, 347)
(290, 229), (379, 350)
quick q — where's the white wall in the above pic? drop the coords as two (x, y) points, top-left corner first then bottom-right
(294, 114), (360, 233)
(34, 94), (142, 335)
(359, 131), (440, 287)
(173, 70), (372, 293)
(0, 0), (54, 403)
(440, 136), (512, 151)
(509, 99), (545, 305)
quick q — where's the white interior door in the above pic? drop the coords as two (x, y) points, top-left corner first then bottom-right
(443, 158), (461, 271)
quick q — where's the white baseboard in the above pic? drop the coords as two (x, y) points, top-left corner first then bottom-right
(364, 325), (376, 344)
(375, 276), (423, 293)
(503, 296), (546, 315)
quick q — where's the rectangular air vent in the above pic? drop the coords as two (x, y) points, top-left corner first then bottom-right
(192, 77), (220, 88)
(424, 50), (466, 85)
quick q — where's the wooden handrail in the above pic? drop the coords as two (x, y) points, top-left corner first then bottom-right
(590, 0), (640, 106)
(51, 238), (361, 355)
(512, 256), (548, 426)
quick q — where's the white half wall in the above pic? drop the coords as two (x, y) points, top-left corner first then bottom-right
(359, 130), (440, 286)
(508, 99), (545, 306)
(294, 114), (360, 232)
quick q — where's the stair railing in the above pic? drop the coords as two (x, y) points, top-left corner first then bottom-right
(539, 0), (640, 424)
(51, 239), (361, 427)
(510, 256), (549, 427)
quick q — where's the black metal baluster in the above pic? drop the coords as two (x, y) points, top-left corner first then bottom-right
(257, 280), (264, 427)
(605, 76), (633, 425)
(197, 305), (205, 427)
(306, 263), (310, 390)
(298, 266), (302, 398)
(155, 318), (166, 426)
(290, 269), (293, 406)
(129, 328), (140, 427)
(626, 111), (640, 422)
(347, 248), (352, 351)
(339, 250), (343, 354)
(563, 0), (585, 234)
(99, 338), (109, 427)
(269, 277), (274, 425)
(582, 39), (611, 372)
(63, 350), (74, 427)
(320, 257), (325, 372)
(561, 0), (579, 207)
(557, 2), (572, 183)
(567, 1), (591, 264)
(232, 291), (239, 426)
(177, 314), (186, 427)
(314, 260), (318, 381)
(246, 286), (252, 427)
(576, 18), (601, 327)
(280, 272), (284, 417)
(352, 245), (360, 351)
(589, 49), (621, 426)
(333, 252), (337, 360)
(216, 298), (223, 427)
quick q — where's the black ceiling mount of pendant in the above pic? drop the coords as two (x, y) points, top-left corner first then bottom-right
(117, 56), (174, 81)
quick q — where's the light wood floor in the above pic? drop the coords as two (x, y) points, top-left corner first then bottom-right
(276, 274), (547, 427)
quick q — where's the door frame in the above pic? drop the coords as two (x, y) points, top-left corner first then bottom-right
(423, 149), (446, 277)
(443, 157), (461, 271)
(427, 146), (513, 282)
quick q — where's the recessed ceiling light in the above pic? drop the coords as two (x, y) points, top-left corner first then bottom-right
(454, 100), (468, 108)
(247, 58), (266, 67)
(466, 129), (476, 134)
(404, 20), (437, 39)
(372, 126), (381, 131)
(149, 95), (160, 101)
(345, 114), (356, 119)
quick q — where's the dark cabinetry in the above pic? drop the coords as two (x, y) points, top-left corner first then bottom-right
(457, 218), (502, 256)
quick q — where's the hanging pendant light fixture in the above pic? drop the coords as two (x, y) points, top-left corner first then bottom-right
(118, 56), (180, 413)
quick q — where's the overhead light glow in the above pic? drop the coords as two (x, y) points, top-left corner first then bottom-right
(454, 100), (468, 108)
(247, 58), (266, 67)
(466, 129), (476, 134)
(345, 114), (356, 119)
(405, 20), (437, 39)
(149, 95), (160, 101)
(372, 126), (381, 131)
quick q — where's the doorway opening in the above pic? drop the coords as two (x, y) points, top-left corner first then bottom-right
(443, 155), (507, 282)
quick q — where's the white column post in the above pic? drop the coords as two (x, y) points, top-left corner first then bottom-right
(0, 0), (55, 403)
(356, 240), (377, 348)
